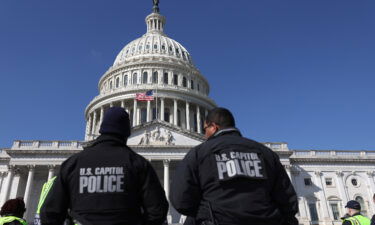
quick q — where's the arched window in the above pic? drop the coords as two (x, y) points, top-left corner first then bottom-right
(141, 108), (147, 124)
(146, 44), (150, 50)
(161, 44), (166, 50)
(164, 108), (170, 122)
(169, 46), (173, 52)
(123, 75), (128, 86)
(355, 196), (367, 216)
(173, 74), (178, 85)
(115, 77), (120, 88)
(153, 44), (158, 49)
(153, 71), (158, 84)
(138, 45), (143, 51)
(163, 72), (168, 84)
(190, 80), (194, 89)
(132, 73), (138, 85)
(142, 72), (148, 84)
(182, 77), (187, 87)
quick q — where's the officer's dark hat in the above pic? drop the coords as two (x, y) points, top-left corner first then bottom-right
(99, 107), (131, 138)
(345, 200), (361, 210)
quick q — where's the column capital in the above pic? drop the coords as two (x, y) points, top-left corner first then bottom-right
(163, 159), (170, 167)
(47, 164), (56, 170)
(336, 171), (344, 177)
(314, 171), (323, 177)
(27, 165), (36, 170)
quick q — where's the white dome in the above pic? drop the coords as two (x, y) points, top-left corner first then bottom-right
(113, 12), (194, 67)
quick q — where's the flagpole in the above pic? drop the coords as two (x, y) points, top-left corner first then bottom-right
(156, 77), (158, 121)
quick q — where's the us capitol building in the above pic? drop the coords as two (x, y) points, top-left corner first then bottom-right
(0, 3), (374, 225)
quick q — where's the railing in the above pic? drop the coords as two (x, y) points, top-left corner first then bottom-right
(12, 140), (84, 150)
(292, 150), (374, 158)
(263, 142), (289, 151)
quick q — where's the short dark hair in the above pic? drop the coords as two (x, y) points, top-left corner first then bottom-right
(0, 197), (26, 217)
(205, 107), (235, 128)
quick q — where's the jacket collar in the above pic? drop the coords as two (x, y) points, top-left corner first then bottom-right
(208, 127), (241, 140)
(91, 134), (127, 147)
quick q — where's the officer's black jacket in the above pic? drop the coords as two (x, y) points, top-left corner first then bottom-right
(40, 134), (168, 225)
(171, 129), (298, 225)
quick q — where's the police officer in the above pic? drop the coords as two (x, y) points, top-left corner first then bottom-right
(0, 198), (27, 225)
(171, 107), (298, 225)
(342, 200), (370, 225)
(40, 107), (168, 225)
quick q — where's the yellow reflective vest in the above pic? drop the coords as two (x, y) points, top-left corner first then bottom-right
(0, 216), (27, 225)
(344, 214), (371, 225)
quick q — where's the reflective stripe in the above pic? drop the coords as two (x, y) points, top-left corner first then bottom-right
(36, 176), (57, 214)
(344, 215), (371, 225)
(0, 216), (28, 225)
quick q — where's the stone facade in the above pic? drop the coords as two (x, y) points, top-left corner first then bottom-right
(1, 4), (374, 225)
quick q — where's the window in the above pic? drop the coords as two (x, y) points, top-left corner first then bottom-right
(182, 51), (186, 60)
(177, 109), (181, 126)
(142, 72), (148, 84)
(154, 44), (158, 49)
(330, 203), (340, 220)
(169, 46), (172, 52)
(141, 108), (147, 123)
(191, 80), (194, 89)
(153, 71), (158, 84)
(138, 45), (143, 51)
(182, 77), (187, 87)
(173, 74), (178, 85)
(152, 108), (157, 120)
(123, 75), (128, 86)
(325, 178), (333, 187)
(109, 81), (113, 89)
(163, 72), (168, 84)
(162, 45), (165, 50)
(132, 73), (138, 85)
(308, 203), (319, 222)
(146, 44), (150, 49)
(351, 178), (358, 186)
(164, 108), (170, 122)
(304, 178), (312, 186)
(115, 77), (120, 88)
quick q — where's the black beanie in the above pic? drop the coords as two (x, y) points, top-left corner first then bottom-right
(99, 107), (131, 138)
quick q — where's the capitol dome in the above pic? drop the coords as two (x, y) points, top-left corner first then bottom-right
(84, 4), (216, 141)
(113, 13), (194, 67)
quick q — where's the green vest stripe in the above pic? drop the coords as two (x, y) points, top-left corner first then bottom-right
(0, 216), (28, 225)
(344, 215), (371, 225)
(36, 176), (57, 214)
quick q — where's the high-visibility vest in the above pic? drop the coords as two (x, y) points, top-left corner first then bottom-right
(34, 176), (56, 225)
(344, 214), (371, 225)
(0, 216), (28, 225)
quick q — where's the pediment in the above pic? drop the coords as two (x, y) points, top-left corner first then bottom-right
(127, 120), (204, 147)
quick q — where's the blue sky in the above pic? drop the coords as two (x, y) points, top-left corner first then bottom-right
(0, 0), (374, 150)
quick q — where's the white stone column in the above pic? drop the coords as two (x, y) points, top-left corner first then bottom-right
(85, 114), (92, 140)
(8, 168), (21, 199)
(147, 100), (151, 122)
(173, 99), (178, 126)
(121, 100), (125, 108)
(160, 98), (165, 121)
(91, 111), (97, 136)
(186, 101), (190, 130)
(48, 165), (55, 180)
(197, 105), (201, 133)
(314, 171), (331, 221)
(0, 172), (4, 192)
(24, 165), (35, 206)
(133, 100), (137, 126)
(99, 106), (104, 133)
(365, 171), (375, 213)
(0, 168), (13, 206)
(110, 102), (113, 107)
(336, 171), (348, 204)
(163, 160), (170, 200)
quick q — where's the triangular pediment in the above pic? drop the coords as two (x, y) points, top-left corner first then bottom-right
(127, 120), (204, 147)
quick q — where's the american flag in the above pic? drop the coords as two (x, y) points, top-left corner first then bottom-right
(135, 90), (154, 101)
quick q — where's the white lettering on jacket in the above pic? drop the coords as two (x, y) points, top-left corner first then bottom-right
(79, 167), (125, 194)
